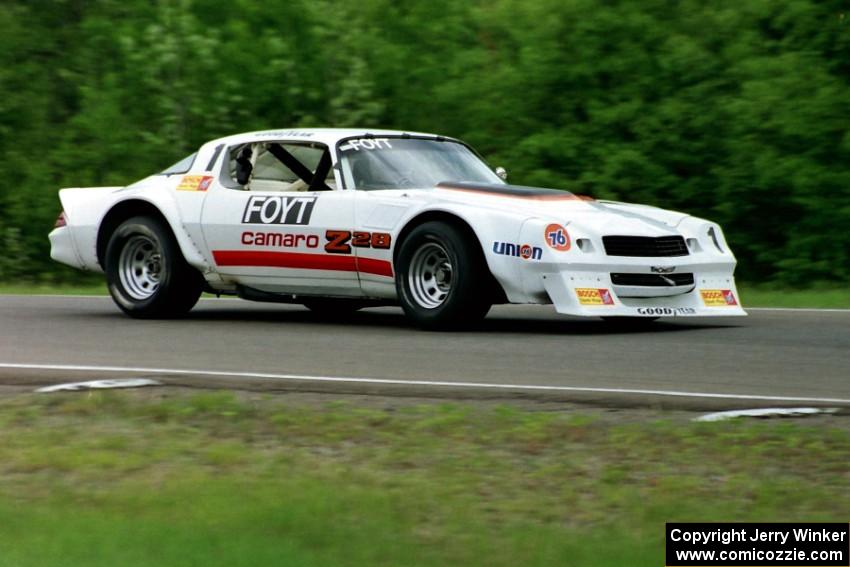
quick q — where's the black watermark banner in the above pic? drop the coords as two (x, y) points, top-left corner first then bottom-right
(666, 523), (849, 566)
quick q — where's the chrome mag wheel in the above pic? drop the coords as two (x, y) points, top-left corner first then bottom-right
(407, 241), (453, 309)
(118, 234), (163, 300)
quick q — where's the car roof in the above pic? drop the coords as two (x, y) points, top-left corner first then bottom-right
(209, 128), (447, 147)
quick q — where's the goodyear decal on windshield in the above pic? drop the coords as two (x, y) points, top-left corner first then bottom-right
(575, 288), (615, 306)
(700, 289), (738, 307)
(256, 130), (314, 138)
(176, 175), (214, 192)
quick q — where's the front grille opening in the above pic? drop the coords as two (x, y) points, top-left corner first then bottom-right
(610, 273), (695, 287)
(602, 235), (689, 257)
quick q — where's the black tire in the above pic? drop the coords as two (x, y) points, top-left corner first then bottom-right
(302, 298), (366, 317)
(395, 221), (492, 330)
(104, 215), (204, 318)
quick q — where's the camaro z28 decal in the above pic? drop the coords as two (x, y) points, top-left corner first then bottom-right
(325, 230), (392, 254)
(241, 231), (320, 248)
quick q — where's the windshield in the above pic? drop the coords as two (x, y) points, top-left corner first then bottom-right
(338, 138), (503, 190)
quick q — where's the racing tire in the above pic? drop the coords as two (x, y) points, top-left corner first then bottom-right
(302, 298), (366, 317)
(105, 216), (204, 318)
(395, 221), (492, 330)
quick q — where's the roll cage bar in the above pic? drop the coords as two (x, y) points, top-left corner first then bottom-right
(223, 140), (333, 191)
(266, 143), (332, 191)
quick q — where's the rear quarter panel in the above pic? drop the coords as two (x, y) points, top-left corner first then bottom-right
(57, 187), (122, 271)
(58, 179), (209, 273)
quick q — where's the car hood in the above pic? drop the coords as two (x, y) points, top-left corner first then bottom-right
(422, 182), (691, 236)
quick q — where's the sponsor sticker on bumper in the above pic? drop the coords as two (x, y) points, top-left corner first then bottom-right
(575, 288), (615, 306)
(700, 289), (738, 307)
(636, 307), (697, 316)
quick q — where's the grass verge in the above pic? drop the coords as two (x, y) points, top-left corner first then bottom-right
(0, 390), (847, 566)
(737, 285), (850, 309)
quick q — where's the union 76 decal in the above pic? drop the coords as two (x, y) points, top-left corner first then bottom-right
(545, 223), (571, 251)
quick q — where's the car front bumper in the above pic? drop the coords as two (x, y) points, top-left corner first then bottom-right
(540, 269), (745, 317)
(519, 253), (746, 318)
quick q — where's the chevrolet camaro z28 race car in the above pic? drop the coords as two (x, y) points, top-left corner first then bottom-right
(49, 128), (746, 329)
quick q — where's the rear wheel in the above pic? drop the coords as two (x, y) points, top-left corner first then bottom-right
(105, 216), (203, 318)
(395, 221), (491, 330)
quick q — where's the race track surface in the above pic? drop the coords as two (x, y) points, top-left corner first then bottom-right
(1, 295), (848, 409)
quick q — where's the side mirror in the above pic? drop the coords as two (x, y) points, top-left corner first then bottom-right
(235, 146), (254, 185)
(495, 166), (508, 181)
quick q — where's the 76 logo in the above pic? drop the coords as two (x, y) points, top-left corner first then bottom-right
(544, 223), (571, 251)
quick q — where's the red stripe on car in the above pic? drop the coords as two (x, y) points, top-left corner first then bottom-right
(356, 257), (394, 277)
(212, 251), (393, 277)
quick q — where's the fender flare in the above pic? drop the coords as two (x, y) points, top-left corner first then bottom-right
(96, 197), (209, 272)
(393, 207), (516, 303)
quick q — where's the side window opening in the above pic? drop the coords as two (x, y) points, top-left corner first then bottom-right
(227, 142), (335, 192)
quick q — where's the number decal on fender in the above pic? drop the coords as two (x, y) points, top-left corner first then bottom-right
(325, 230), (352, 254)
(351, 232), (372, 248)
(371, 232), (391, 249)
(325, 230), (391, 254)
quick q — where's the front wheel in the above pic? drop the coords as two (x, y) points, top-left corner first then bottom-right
(105, 216), (203, 318)
(395, 221), (491, 330)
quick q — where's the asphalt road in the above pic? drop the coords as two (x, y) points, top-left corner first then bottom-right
(0, 295), (848, 409)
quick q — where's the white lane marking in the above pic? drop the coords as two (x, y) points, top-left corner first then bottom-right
(37, 378), (162, 393)
(2, 362), (850, 405)
(694, 407), (839, 422)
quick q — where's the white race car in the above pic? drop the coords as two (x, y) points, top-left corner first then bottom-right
(49, 128), (746, 328)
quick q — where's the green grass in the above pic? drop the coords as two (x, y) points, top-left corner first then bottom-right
(1, 281), (848, 308)
(0, 391), (847, 566)
(738, 285), (850, 309)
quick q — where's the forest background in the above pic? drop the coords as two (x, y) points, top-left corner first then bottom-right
(1, 0), (847, 286)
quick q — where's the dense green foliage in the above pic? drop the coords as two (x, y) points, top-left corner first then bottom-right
(1, 0), (848, 284)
